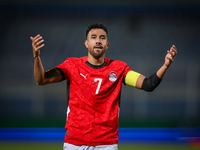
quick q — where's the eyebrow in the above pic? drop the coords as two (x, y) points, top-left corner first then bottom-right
(90, 34), (106, 38)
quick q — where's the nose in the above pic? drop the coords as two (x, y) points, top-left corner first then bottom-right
(95, 38), (102, 45)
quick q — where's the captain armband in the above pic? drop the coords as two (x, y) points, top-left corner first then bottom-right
(142, 73), (162, 92)
(125, 71), (141, 87)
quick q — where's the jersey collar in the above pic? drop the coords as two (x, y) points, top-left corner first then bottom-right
(85, 61), (107, 69)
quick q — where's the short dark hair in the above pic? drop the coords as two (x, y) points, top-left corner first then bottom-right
(86, 23), (108, 38)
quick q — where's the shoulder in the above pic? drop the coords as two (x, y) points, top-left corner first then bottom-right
(106, 58), (128, 66)
(105, 58), (132, 76)
(63, 56), (87, 64)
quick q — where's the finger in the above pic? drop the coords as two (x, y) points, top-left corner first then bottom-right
(167, 50), (176, 59)
(172, 45), (176, 48)
(168, 46), (177, 57)
(171, 49), (177, 57)
(34, 36), (43, 44)
(33, 34), (40, 40)
(168, 50), (174, 56)
(31, 34), (42, 44)
(36, 39), (44, 47)
(37, 43), (45, 50)
(173, 48), (177, 55)
(30, 36), (34, 41)
(170, 45), (177, 53)
(31, 34), (39, 42)
(166, 53), (174, 62)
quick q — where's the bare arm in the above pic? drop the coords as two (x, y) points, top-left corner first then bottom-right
(135, 45), (177, 89)
(156, 45), (177, 79)
(30, 34), (62, 85)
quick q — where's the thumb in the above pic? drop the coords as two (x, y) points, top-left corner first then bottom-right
(30, 36), (34, 41)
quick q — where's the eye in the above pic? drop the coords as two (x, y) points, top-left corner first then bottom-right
(100, 36), (106, 39)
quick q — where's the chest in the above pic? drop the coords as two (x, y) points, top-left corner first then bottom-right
(69, 65), (124, 96)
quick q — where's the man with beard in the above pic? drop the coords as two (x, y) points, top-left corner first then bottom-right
(30, 23), (177, 150)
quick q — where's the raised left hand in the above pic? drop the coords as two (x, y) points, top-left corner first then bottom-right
(164, 45), (177, 67)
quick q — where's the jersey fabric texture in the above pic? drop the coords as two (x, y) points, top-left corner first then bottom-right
(56, 56), (132, 146)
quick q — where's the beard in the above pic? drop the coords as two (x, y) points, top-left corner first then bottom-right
(88, 47), (106, 59)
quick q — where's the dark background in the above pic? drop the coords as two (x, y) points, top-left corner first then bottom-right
(0, 0), (200, 127)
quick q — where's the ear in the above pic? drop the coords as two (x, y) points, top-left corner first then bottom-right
(107, 41), (110, 49)
(85, 40), (88, 48)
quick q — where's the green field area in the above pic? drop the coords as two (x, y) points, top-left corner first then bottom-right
(0, 142), (198, 150)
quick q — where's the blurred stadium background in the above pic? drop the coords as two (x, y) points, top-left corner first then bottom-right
(0, 0), (200, 149)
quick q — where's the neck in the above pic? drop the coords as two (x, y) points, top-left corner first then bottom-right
(87, 53), (105, 66)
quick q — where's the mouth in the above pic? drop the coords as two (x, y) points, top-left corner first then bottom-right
(94, 46), (103, 50)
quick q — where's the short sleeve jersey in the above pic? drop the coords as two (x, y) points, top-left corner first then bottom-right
(56, 56), (132, 146)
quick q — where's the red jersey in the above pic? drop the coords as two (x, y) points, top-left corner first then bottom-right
(56, 56), (132, 145)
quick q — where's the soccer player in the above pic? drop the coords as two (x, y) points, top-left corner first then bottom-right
(30, 23), (177, 150)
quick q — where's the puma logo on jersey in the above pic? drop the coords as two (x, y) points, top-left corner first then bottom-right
(80, 73), (88, 79)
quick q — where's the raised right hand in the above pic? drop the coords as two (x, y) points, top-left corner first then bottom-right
(30, 34), (45, 58)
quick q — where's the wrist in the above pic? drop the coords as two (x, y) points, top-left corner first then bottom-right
(34, 55), (39, 59)
(33, 50), (40, 59)
(163, 63), (170, 69)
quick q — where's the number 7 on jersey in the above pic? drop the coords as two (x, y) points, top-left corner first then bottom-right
(94, 78), (102, 94)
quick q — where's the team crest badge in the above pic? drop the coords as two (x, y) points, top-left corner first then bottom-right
(109, 72), (117, 82)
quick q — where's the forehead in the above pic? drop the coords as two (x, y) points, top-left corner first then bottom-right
(88, 29), (107, 36)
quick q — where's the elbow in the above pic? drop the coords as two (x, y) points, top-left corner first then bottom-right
(36, 82), (44, 86)
(142, 86), (155, 92)
(145, 88), (155, 92)
(34, 76), (47, 86)
(141, 75), (162, 92)
(141, 81), (157, 92)
(35, 80), (45, 86)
